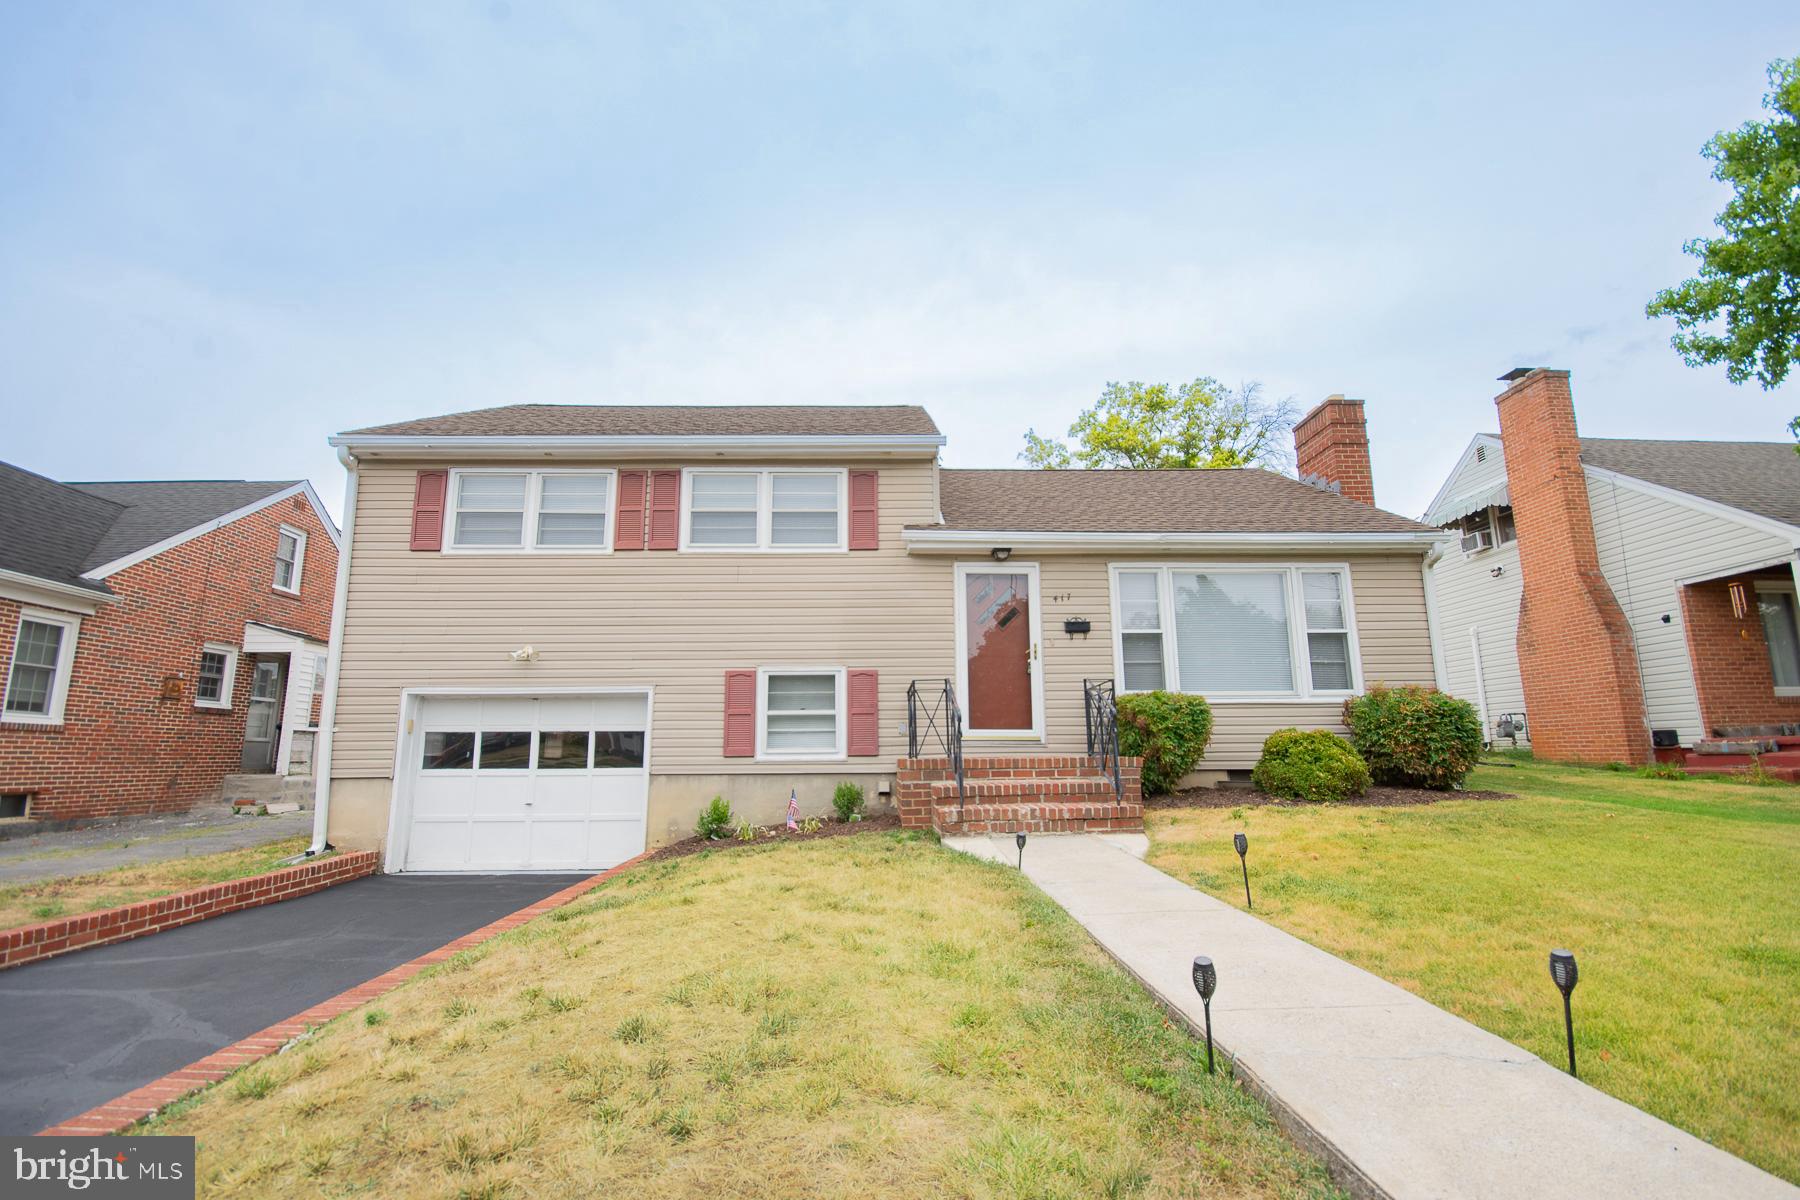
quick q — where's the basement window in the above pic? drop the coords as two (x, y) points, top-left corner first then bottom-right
(0, 793), (28, 819)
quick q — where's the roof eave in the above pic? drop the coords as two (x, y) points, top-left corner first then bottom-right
(329, 433), (947, 459)
(901, 529), (1452, 554)
(0, 567), (115, 611)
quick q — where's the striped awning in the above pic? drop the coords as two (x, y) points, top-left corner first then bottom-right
(1424, 479), (1511, 527)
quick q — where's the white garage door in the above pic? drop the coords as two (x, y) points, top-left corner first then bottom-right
(403, 693), (649, 872)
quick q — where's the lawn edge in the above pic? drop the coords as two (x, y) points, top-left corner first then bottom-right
(0, 849), (378, 972)
(35, 851), (651, 1136)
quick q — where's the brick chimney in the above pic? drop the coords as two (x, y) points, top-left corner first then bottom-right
(1495, 368), (1650, 764)
(1293, 395), (1374, 504)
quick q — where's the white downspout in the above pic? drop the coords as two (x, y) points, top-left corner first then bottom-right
(1421, 544), (1448, 691)
(307, 448), (359, 856)
(1468, 626), (1491, 743)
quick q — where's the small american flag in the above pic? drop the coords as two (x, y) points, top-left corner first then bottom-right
(786, 788), (800, 831)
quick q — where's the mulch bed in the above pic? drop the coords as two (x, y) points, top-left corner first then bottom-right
(1145, 784), (1514, 810)
(644, 812), (903, 862)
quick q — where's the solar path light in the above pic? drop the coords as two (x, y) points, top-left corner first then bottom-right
(1549, 949), (1579, 1077)
(1233, 832), (1251, 909)
(1191, 955), (1218, 1074)
(1016, 830), (1026, 870)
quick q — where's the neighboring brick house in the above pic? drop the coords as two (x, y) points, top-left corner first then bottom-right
(0, 462), (340, 821)
(1422, 368), (1800, 775)
(314, 399), (1447, 873)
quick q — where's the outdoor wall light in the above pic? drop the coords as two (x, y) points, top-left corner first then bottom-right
(1233, 833), (1251, 909)
(1549, 949), (1579, 1077)
(991, 547), (1012, 562)
(1015, 830), (1027, 869)
(509, 645), (540, 663)
(1191, 956), (1218, 1073)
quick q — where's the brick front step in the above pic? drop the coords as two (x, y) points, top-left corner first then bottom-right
(928, 777), (1121, 800)
(1681, 762), (1800, 782)
(1681, 750), (1800, 768)
(933, 799), (1145, 836)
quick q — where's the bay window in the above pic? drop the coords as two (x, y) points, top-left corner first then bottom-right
(684, 469), (846, 551)
(1110, 565), (1361, 698)
(447, 470), (614, 552)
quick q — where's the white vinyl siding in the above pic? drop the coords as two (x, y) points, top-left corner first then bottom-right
(447, 470), (614, 552)
(1587, 471), (1797, 743)
(682, 468), (847, 552)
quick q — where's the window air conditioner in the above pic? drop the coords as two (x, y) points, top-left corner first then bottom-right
(1460, 530), (1493, 553)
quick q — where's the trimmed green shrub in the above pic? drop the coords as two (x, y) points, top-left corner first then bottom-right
(832, 781), (866, 822)
(1342, 684), (1483, 790)
(696, 795), (734, 840)
(1251, 729), (1371, 802)
(1116, 691), (1214, 795)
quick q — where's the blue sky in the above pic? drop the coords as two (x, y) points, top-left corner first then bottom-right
(2, 2), (1794, 522)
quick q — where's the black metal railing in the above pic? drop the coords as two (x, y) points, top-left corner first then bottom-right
(907, 678), (965, 800)
(1084, 677), (1123, 798)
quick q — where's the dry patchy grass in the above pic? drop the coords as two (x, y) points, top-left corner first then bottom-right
(150, 831), (1339, 1200)
(0, 835), (310, 930)
(1147, 756), (1800, 1182)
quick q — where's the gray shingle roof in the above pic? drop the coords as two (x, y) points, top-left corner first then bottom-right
(342, 404), (942, 439)
(921, 468), (1438, 535)
(0, 462), (300, 593)
(1577, 438), (1800, 528)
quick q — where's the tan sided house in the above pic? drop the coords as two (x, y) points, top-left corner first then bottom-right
(312, 397), (1447, 872)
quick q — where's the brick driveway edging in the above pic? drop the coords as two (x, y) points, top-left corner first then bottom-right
(1, 851), (381, 971)
(37, 852), (651, 1136)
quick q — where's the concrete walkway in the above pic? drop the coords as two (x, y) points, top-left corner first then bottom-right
(946, 832), (1795, 1200)
(0, 810), (311, 886)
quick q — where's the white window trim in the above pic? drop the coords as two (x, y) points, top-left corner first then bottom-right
(442, 468), (617, 555)
(273, 524), (307, 595)
(1753, 580), (1800, 697)
(755, 666), (847, 761)
(1106, 562), (1365, 702)
(3, 608), (80, 726)
(680, 467), (848, 553)
(194, 642), (240, 710)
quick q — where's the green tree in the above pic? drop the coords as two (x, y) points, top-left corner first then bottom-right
(1020, 378), (1297, 469)
(1646, 56), (1800, 389)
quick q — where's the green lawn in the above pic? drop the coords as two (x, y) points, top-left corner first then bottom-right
(0, 835), (311, 931)
(148, 833), (1340, 1200)
(1145, 757), (1800, 1183)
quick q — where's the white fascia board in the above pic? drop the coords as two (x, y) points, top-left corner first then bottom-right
(327, 433), (947, 459)
(0, 568), (111, 613)
(1581, 464), (1800, 547)
(902, 528), (1452, 554)
(1419, 434), (1504, 524)
(81, 481), (340, 581)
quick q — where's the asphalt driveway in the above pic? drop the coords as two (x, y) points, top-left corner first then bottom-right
(0, 872), (589, 1134)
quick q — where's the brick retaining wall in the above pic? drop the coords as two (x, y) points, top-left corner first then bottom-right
(0, 850), (380, 970)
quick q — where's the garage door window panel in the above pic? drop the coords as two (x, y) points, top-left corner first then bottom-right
(594, 730), (646, 768)
(536, 731), (591, 769)
(479, 731), (532, 769)
(422, 732), (475, 770)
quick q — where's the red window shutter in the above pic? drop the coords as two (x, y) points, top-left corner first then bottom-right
(723, 670), (756, 757)
(848, 470), (879, 550)
(847, 669), (879, 756)
(410, 470), (449, 551)
(648, 470), (681, 550)
(615, 470), (647, 550)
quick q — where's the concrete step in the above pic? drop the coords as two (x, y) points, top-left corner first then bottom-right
(1681, 762), (1800, 783)
(931, 798), (1144, 836)
(220, 774), (314, 809)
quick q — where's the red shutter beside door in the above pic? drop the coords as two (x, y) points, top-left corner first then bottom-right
(615, 470), (647, 550)
(723, 670), (757, 757)
(847, 669), (879, 756)
(848, 471), (879, 550)
(410, 470), (449, 551)
(648, 470), (681, 550)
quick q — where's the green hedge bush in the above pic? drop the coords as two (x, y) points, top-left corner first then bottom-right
(1251, 728), (1371, 802)
(832, 781), (866, 822)
(1342, 684), (1483, 790)
(1116, 691), (1214, 795)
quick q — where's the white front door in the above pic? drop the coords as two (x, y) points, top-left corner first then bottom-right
(955, 561), (1044, 739)
(402, 693), (649, 872)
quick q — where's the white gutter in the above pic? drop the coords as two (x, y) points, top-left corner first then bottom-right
(328, 433), (947, 458)
(307, 448), (359, 857)
(901, 528), (1454, 553)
